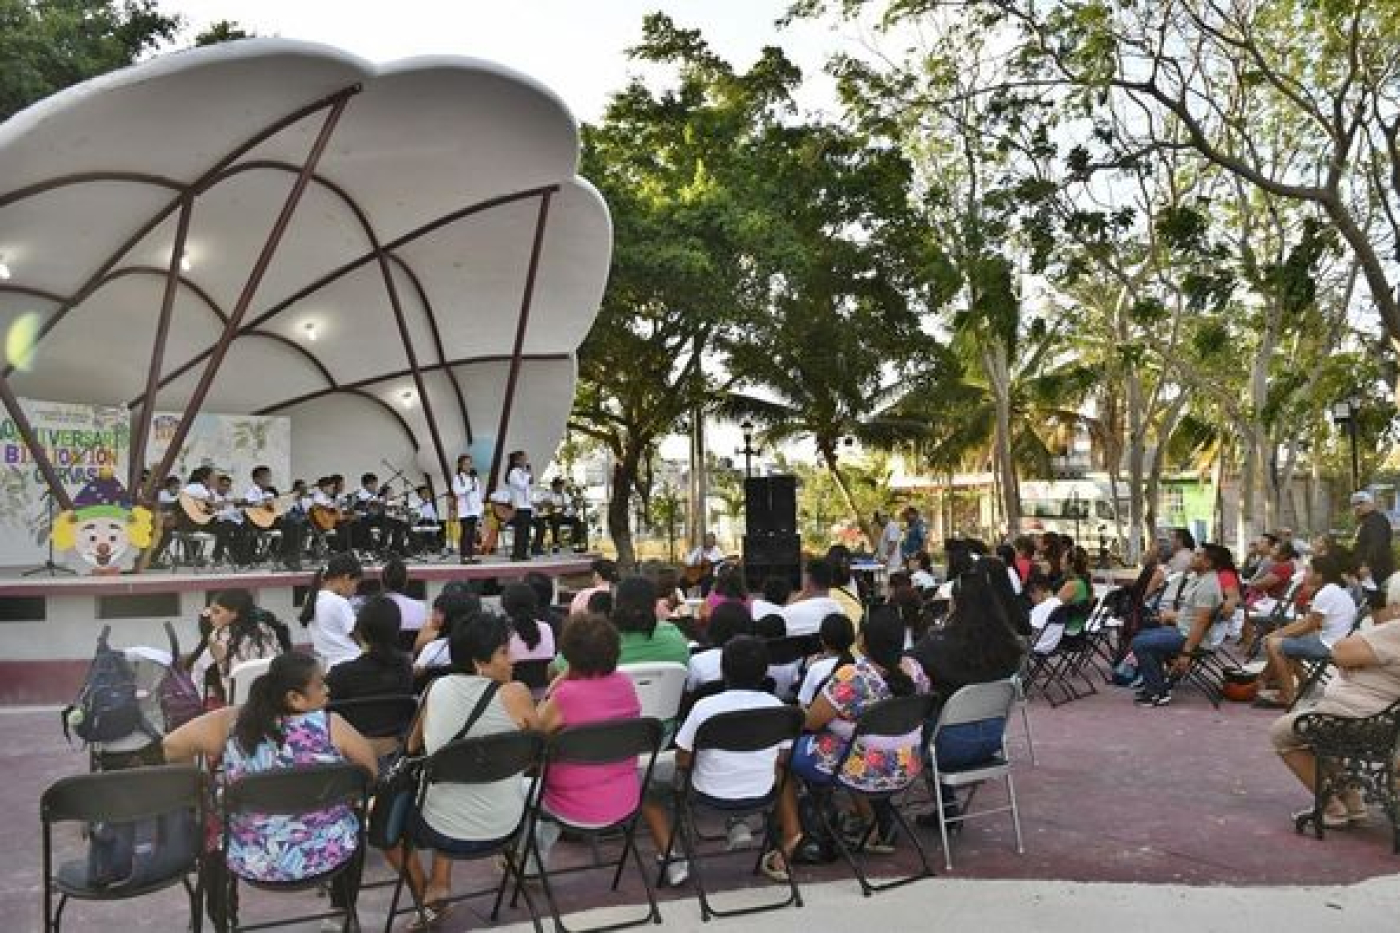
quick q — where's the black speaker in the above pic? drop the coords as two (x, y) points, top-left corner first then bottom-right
(743, 533), (802, 590)
(744, 475), (797, 535)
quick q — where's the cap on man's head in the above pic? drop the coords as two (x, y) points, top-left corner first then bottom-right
(550, 477), (565, 486)
(1351, 490), (1374, 506)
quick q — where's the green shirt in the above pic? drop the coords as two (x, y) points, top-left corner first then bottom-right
(619, 621), (692, 667)
(556, 620), (692, 674)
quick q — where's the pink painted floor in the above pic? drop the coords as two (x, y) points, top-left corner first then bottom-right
(6, 679), (1398, 932)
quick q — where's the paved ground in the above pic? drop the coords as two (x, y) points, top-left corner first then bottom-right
(7, 674), (1400, 932)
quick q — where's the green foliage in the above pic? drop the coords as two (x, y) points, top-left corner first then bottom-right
(0, 0), (180, 120)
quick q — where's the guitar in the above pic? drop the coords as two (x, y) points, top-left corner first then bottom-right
(243, 493), (298, 530)
(309, 503), (358, 531)
(178, 492), (218, 526)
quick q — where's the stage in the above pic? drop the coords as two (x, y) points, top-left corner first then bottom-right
(0, 552), (596, 705)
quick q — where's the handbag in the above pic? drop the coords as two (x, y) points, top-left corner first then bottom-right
(366, 680), (500, 849)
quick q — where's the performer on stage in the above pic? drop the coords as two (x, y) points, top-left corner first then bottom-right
(506, 450), (533, 561)
(312, 476), (351, 554)
(452, 454), (484, 564)
(406, 483), (443, 554)
(210, 473), (247, 565)
(683, 531), (726, 596)
(532, 476), (583, 554)
(245, 465), (304, 571)
(176, 466), (234, 566)
(352, 472), (407, 556)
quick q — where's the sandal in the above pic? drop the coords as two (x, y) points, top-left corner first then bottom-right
(759, 849), (791, 883)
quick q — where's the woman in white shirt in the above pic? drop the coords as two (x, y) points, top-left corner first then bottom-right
(297, 553), (363, 670)
(452, 454), (484, 564)
(506, 450), (533, 561)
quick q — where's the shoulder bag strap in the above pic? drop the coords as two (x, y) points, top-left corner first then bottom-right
(450, 680), (501, 744)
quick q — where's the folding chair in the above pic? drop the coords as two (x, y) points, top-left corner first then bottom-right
(1026, 599), (1099, 706)
(517, 717), (666, 933)
(41, 765), (204, 933)
(1245, 578), (1304, 661)
(383, 731), (545, 933)
(618, 663), (688, 723)
(226, 657), (274, 705)
(218, 762), (369, 932)
(327, 694), (419, 758)
(924, 680), (1025, 870)
(662, 706), (805, 920)
(1166, 614), (1235, 709)
(802, 693), (938, 896)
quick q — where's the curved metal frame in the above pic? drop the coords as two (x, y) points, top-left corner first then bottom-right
(0, 78), (565, 511)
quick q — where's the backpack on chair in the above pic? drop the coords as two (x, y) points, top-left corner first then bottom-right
(155, 622), (202, 732)
(62, 626), (145, 745)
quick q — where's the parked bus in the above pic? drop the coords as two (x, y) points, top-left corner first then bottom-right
(1018, 480), (1125, 560)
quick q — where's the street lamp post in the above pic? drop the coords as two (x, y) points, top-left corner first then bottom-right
(737, 420), (758, 479)
(1331, 395), (1362, 492)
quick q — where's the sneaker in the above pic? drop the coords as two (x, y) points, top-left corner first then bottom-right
(1128, 675), (1144, 690)
(725, 818), (754, 851)
(1133, 691), (1159, 706)
(1152, 692), (1172, 706)
(665, 858), (689, 887)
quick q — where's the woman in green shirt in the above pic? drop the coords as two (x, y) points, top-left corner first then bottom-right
(613, 575), (692, 666)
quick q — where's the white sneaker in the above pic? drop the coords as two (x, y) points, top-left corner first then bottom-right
(725, 818), (754, 850)
(658, 856), (689, 887)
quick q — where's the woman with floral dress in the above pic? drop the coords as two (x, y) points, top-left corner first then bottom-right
(163, 652), (377, 929)
(767, 608), (929, 878)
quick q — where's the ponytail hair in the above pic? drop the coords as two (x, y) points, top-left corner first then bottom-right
(233, 652), (320, 755)
(299, 553), (363, 626)
(500, 582), (542, 651)
(354, 595), (404, 664)
(861, 606), (915, 697)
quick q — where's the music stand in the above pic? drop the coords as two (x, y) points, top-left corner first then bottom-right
(23, 490), (77, 577)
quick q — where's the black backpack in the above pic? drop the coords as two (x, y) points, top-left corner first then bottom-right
(62, 808), (198, 893)
(62, 626), (146, 744)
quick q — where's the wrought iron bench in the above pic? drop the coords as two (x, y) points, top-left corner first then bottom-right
(1292, 697), (1400, 853)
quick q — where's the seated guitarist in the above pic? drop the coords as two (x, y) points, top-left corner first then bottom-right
(683, 531), (726, 596)
(178, 466), (235, 565)
(532, 477), (584, 554)
(245, 465), (304, 572)
(312, 476), (351, 553)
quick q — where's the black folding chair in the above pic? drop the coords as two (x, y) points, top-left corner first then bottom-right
(219, 762), (370, 932)
(41, 765), (204, 933)
(802, 693), (938, 896)
(516, 717), (666, 933)
(384, 731), (545, 933)
(327, 695), (418, 742)
(1026, 598), (1100, 706)
(764, 635), (822, 667)
(662, 705), (805, 920)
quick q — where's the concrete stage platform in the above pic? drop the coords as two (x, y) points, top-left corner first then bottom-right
(0, 553), (595, 705)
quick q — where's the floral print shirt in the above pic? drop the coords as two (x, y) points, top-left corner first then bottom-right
(808, 657), (930, 793)
(221, 710), (358, 882)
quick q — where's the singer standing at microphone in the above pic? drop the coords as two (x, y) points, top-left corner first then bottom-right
(452, 453), (483, 564)
(506, 450), (533, 561)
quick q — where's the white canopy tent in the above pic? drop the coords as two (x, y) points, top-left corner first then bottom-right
(0, 39), (610, 507)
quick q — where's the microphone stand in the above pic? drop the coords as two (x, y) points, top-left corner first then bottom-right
(23, 489), (78, 576)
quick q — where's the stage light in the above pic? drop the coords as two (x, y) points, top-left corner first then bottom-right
(6, 310), (40, 371)
(303, 321), (317, 341)
(179, 251), (192, 272)
(0, 257), (10, 280)
(400, 389), (415, 408)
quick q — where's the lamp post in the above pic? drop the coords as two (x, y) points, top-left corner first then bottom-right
(737, 420), (758, 479)
(1331, 395), (1362, 492)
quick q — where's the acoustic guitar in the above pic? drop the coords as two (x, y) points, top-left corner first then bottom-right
(243, 493), (298, 530)
(681, 559), (715, 588)
(309, 503), (357, 532)
(178, 492), (218, 526)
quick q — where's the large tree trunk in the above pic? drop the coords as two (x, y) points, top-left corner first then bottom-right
(984, 342), (1020, 542)
(608, 446), (644, 570)
(821, 443), (871, 545)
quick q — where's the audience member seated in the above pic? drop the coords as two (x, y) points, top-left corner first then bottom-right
(569, 558), (620, 615)
(750, 574), (793, 621)
(533, 612), (643, 869)
(984, 555), (1032, 638)
(796, 613), (856, 708)
(779, 608), (930, 860)
(1011, 536), (1035, 586)
(189, 588), (285, 703)
(700, 563), (751, 628)
(1026, 573), (1062, 635)
(501, 582), (556, 664)
(909, 552), (937, 593)
(1257, 552), (1359, 708)
(1129, 544), (1224, 707)
(389, 613), (538, 924)
(413, 585), (482, 676)
(326, 595), (414, 752)
(299, 553), (365, 671)
(1241, 533), (1278, 585)
(607, 576), (692, 668)
(1054, 546), (1093, 622)
(654, 566), (686, 621)
(687, 602), (754, 693)
(754, 611), (799, 700)
(995, 544), (1023, 596)
(781, 558), (845, 637)
(1244, 539), (1299, 626)
(1206, 544), (1244, 641)
(825, 545), (866, 624)
(381, 558), (428, 648)
(643, 636), (801, 887)
(1270, 574), (1400, 827)
(162, 653), (377, 926)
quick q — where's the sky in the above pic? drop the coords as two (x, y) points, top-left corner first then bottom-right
(162, 0), (849, 123)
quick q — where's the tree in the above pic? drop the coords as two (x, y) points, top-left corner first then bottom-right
(569, 15), (802, 568)
(0, 0), (180, 120)
(193, 19), (252, 46)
